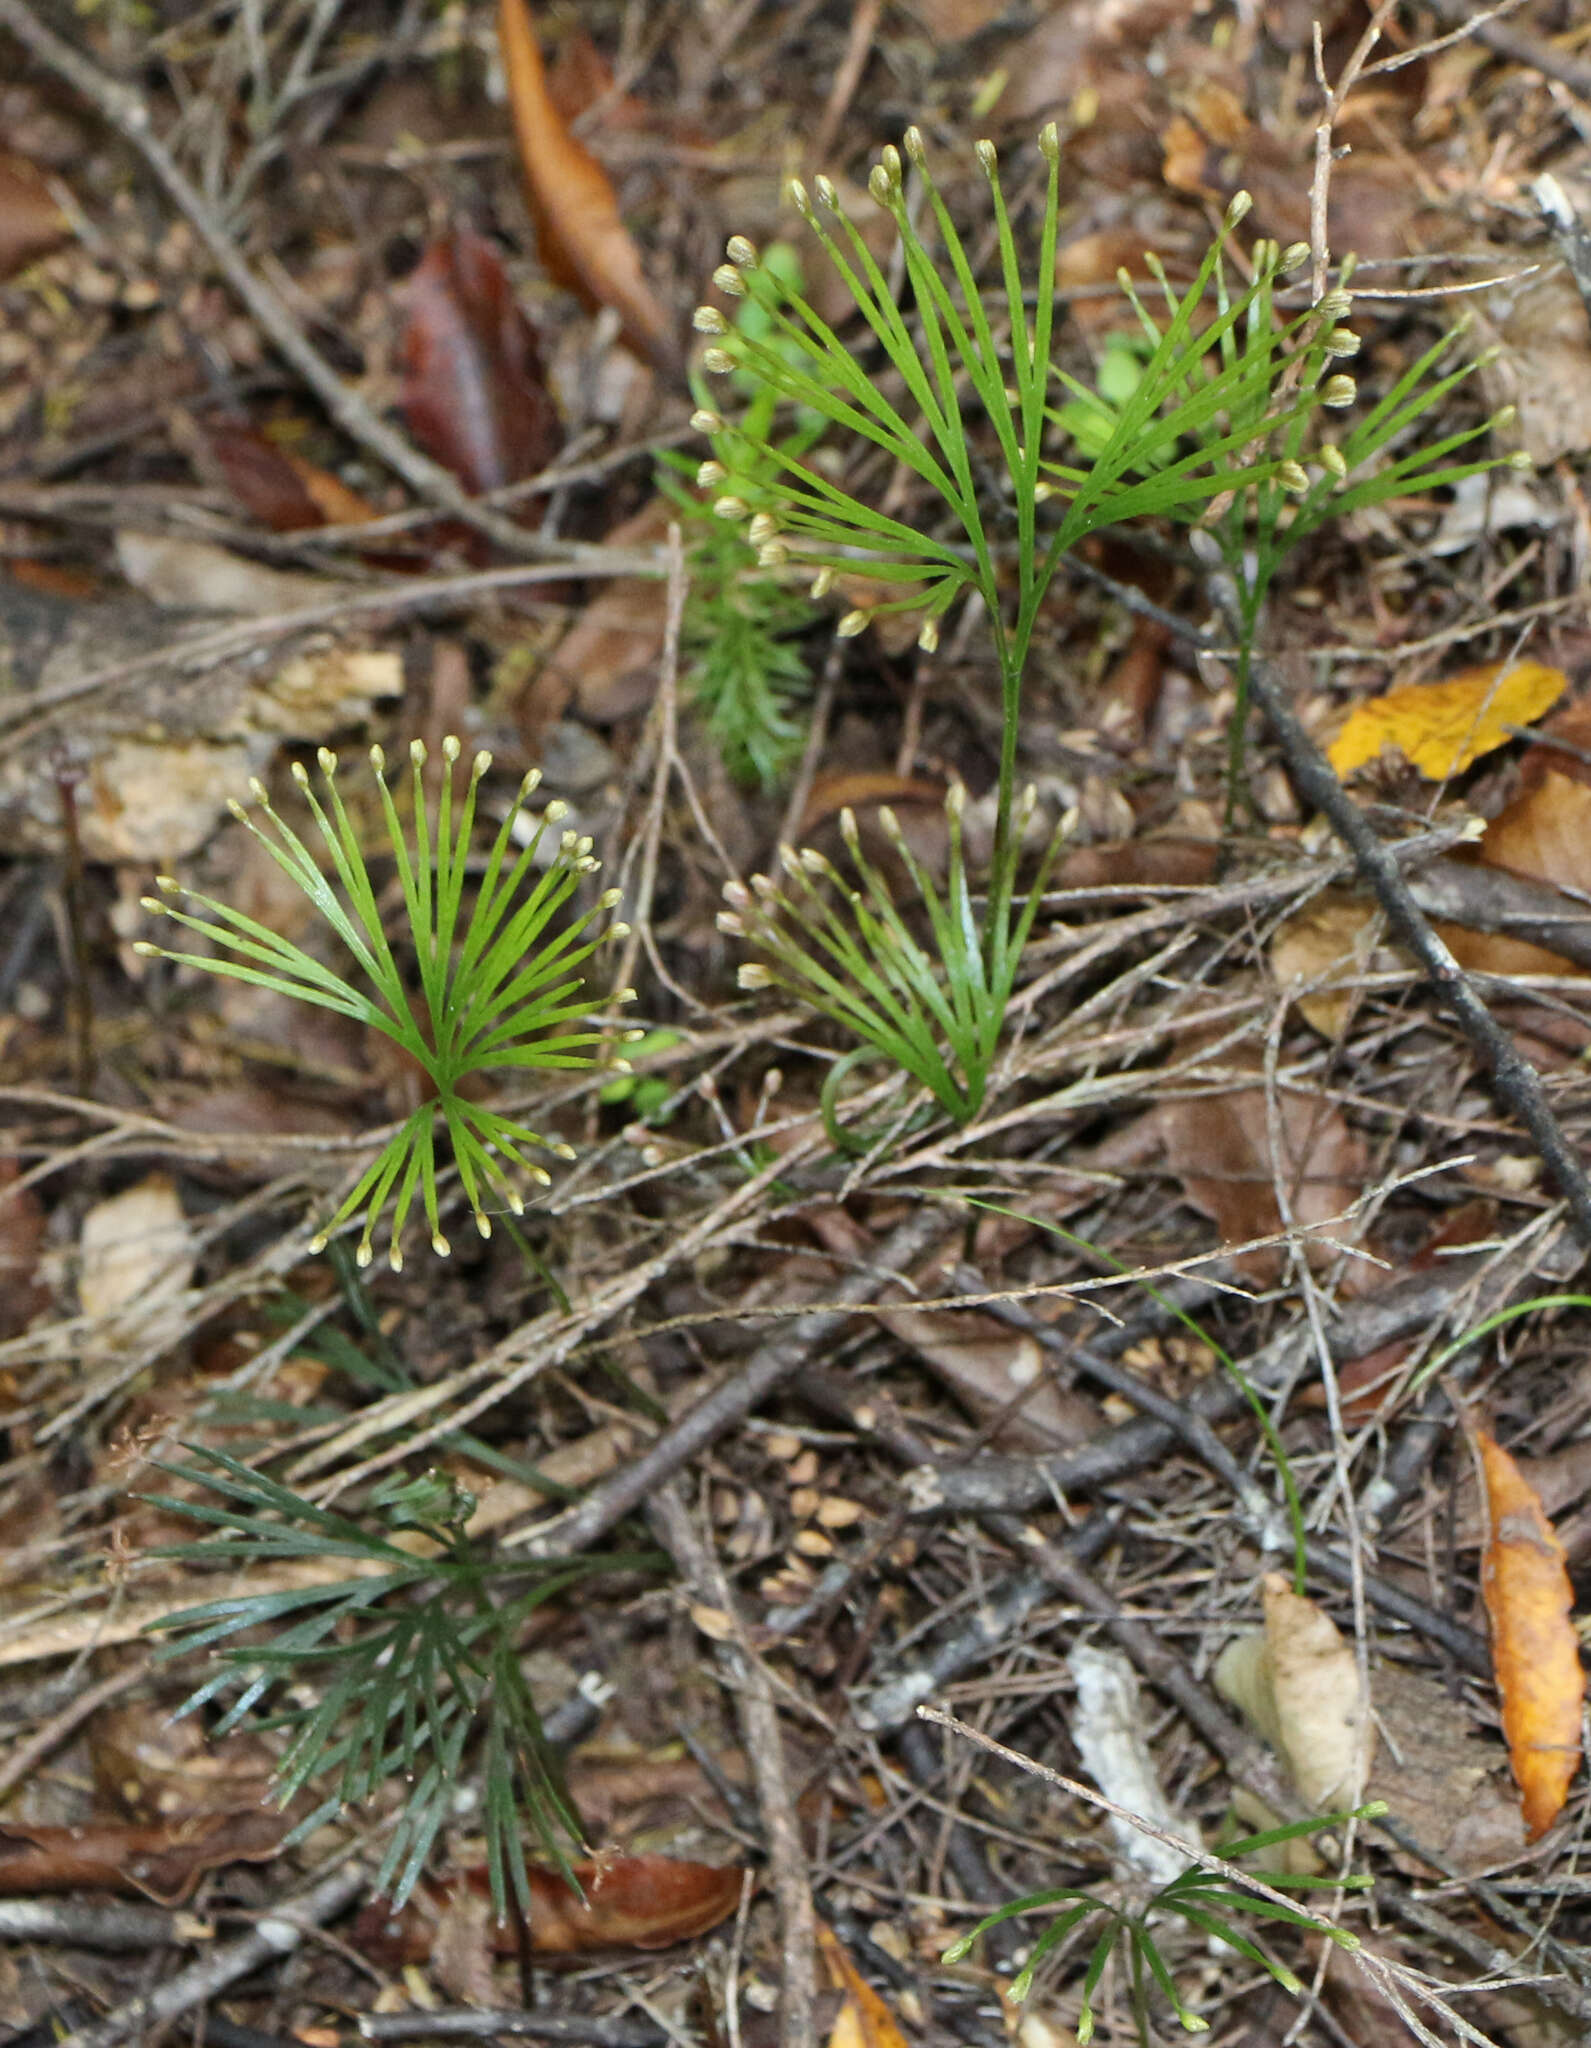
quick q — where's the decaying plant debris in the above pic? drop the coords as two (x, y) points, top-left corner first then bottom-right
(2, 3), (1591, 2046)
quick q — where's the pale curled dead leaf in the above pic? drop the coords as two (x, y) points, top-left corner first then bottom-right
(1214, 1575), (1371, 1810)
(78, 1173), (195, 1320)
(1068, 1644), (1199, 1886)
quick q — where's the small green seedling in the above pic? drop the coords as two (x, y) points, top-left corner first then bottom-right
(944, 1805), (1379, 2042)
(144, 1443), (659, 1914)
(599, 1027), (684, 1122)
(136, 738), (639, 1268)
(699, 125), (1522, 1126)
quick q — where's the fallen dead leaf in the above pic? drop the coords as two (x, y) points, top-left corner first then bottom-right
(1475, 261), (1591, 466)
(1214, 1574), (1371, 1810)
(354, 1855), (746, 1962)
(1152, 1061), (1367, 1283)
(1328, 660), (1567, 782)
(204, 420), (378, 532)
(542, 497), (670, 726)
(497, 0), (677, 372)
(817, 1920), (912, 2048)
(1068, 1643), (1199, 1885)
(1365, 1662), (1525, 1875)
(78, 1172), (195, 1320)
(400, 225), (562, 497)
(114, 530), (348, 615)
(0, 1812), (291, 1903)
(798, 771), (944, 839)
(1474, 1424), (1584, 1838)
(1269, 892), (1382, 1038)
(805, 1209), (1098, 1451)
(0, 153), (69, 281)
(0, 1157), (48, 1339)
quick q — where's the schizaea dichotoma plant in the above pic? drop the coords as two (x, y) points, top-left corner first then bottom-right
(697, 125), (1522, 1126)
(137, 738), (638, 1268)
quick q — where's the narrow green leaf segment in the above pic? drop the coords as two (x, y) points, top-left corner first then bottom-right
(136, 738), (637, 1268)
(698, 127), (1518, 1128)
(942, 1803), (1379, 2039)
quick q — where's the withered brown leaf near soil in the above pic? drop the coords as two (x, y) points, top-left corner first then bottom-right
(497, 0), (678, 371)
(1474, 1425), (1584, 1839)
(1151, 1061), (1366, 1283)
(0, 153), (69, 281)
(400, 225), (563, 497)
(204, 420), (378, 533)
(0, 1812), (291, 1903)
(355, 1855), (746, 1962)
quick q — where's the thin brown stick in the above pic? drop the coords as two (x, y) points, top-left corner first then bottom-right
(1239, 655), (1591, 1249)
(647, 1482), (817, 2048)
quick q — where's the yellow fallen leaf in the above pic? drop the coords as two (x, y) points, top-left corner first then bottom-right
(817, 1921), (911, 2048)
(1327, 659), (1567, 781)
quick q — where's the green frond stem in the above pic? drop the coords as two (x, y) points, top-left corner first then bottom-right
(137, 740), (630, 1267)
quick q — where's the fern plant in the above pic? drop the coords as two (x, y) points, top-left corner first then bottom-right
(1073, 248), (1525, 818)
(136, 739), (637, 1269)
(696, 126), (1522, 1128)
(693, 129), (1349, 1127)
(945, 1805), (1377, 2040)
(144, 1446), (658, 1913)
(657, 447), (817, 787)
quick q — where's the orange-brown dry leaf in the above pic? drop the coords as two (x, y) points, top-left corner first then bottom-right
(1328, 660), (1567, 781)
(497, 0), (677, 371)
(798, 771), (945, 838)
(1475, 1426), (1584, 1838)
(355, 1855), (745, 1964)
(0, 154), (69, 281)
(817, 1920), (912, 2048)
(523, 1855), (744, 1951)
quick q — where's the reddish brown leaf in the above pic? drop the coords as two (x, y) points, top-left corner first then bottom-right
(523, 1854), (744, 1951)
(401, 226), (563, 499)
(0, 154), (69, 282)
(355, 1855), (746, 1964)
(1475, 1425), (1584, 1838)
(205, 421), (377, 533)
(497, 0), (678, 371)
(0, 1156), (48, 1340)
(0, 1812), (291, 1903)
